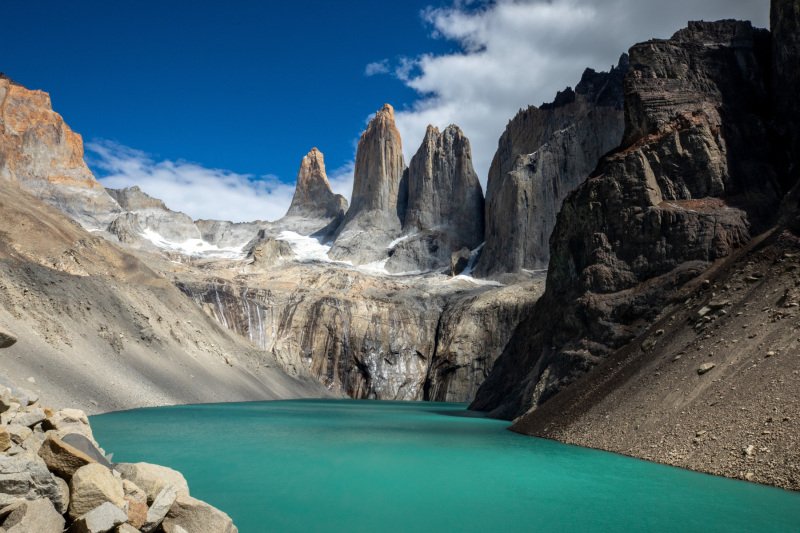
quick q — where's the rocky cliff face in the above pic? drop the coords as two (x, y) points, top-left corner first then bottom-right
(329, 104), (407, 264)
(285, 148), (347, 223)
(472, 20), (780, 419)
(386, 125), (485, 273)
(773, 0), (800, 187)
(475, 57), (627, 276)
(176, 265), (541, 402)
(0, 75), (121, 228)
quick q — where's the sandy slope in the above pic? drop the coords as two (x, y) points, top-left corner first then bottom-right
(0, 181), (329, 413)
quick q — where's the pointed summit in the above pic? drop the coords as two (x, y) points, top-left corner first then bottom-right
(328, 103), (408, 263)
(286, 147), (347, 220)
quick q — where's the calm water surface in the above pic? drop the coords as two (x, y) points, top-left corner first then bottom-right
(91, 400), (800, 532)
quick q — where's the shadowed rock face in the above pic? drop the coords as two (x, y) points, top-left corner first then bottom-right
(475, 56), (628, 276)
(472, 20), (780, 419)
(329, 104), (407, 264)
(386, 125), (485, 273)
(772, 0), (800, 187)
(285, 148), (347, 221)
(0, 75), (121, 228)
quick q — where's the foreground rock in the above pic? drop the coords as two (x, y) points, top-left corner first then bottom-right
(162, 495), (237, 533)
(0, 385), (240, 531)
(0, 498), (64, 532)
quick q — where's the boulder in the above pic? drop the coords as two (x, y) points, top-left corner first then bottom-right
(10, 406), (45, 428)
(162, 495), (238, 533)
(142, 485), (177, 532)
(42, 408), (94, 440)
(12, 387), (39, 407)
(0, 498), (64, 533)
(116, 462), (189, 503)
(115, 524), (141, 533)
(5, 424), (32, 445)
(69, 463), (126, 520)
(0, 427), (11, 452)
(62, 433), (111, 467)
(0, 331), (16, 348)
(0, 455), (66, 512)
(697, 363), (716, 375)
(38, 434), (97, 479)
(122, 479), (148, 529)
(68, 502), (127, 533)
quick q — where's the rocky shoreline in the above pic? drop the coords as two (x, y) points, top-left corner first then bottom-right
(0, 377), (237, 532)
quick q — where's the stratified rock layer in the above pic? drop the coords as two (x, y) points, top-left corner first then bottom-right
(0, 75), (121, 227)
(475, 56), (627, 276)
(386, 125), (484, 273)
(329, 104), (406, 264)
(472, 20), (780, 419)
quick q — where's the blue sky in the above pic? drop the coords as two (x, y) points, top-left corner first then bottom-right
(0, 0), (769, 222)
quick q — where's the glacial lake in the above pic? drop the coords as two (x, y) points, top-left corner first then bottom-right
(91, 400), (800, 532)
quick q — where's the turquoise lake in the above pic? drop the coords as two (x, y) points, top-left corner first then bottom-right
(91, 400), (800, 532)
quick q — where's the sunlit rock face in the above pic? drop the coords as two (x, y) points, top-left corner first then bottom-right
(385, 124), (485, 274)
(286, 147), (347, 221)
(472, 20), (780, 419)
(0, 75), (121, 227)
(329, 104), (407, 265)
(475, 56), (628, 276)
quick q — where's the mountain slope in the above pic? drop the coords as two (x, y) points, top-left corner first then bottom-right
(0, 180), (327, 413)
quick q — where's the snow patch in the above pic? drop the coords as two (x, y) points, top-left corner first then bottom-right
(140, 228), (246, 259)
(276, 231), (336, 263)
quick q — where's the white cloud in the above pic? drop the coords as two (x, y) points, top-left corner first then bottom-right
(87, 140), (298, 223)
(387, 0), (770, 184)
(365, 59), (391, 76)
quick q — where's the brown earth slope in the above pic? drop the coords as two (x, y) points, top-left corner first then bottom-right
(512, 227), (800, 490)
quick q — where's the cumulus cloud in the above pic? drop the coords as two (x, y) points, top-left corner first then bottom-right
(364, 59), (391, 76)
(87, 140), (298, 222)
(388, 0), (769, 184)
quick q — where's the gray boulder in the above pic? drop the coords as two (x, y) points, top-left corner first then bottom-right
(68, 502), (127, 533)
(0, 455), (65, 512)
(0, 498), (64, 533)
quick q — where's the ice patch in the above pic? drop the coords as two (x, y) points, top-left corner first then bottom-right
(140, 228), (246, 259)
(276, 231), (337, 263)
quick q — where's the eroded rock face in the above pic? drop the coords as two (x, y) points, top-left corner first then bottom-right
(286, 148), (347, 221)
(772, 0), (800, 185)
(472, 20), (780, 419)
(386, 125), (484, 273)
(0, 75), (121, 228)
(329, 104), (407, 264)
(178, 264), (540, 402)
(475, 57), (627, 276)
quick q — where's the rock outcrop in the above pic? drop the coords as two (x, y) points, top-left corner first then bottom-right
(0, 75), (121, 228)
(472, 20), (780, 419)
(386, 125), (484, 273)
(0, 384), (238, 531)
(329, 104), (407, 264)
(475, 56), (628, 276)
(285, 148), (347, 223)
